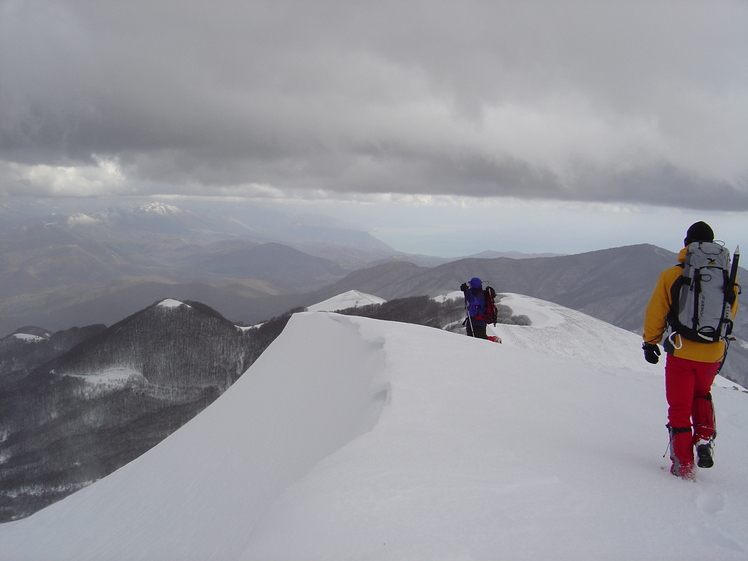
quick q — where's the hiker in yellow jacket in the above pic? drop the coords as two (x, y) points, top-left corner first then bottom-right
(642, 221), (739, 480)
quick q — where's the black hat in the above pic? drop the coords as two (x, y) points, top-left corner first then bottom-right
(684, 221), (714, 247)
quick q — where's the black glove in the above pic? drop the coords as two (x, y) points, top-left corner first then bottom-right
(642, 342), (661, 364)
(460, 283), (469, 291)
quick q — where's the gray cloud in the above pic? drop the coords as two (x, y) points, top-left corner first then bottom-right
(1, 0), (747, 209)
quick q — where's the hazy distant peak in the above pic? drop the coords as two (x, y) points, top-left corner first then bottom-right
(469, 250), (564, 259)
(77, 202), (188, 222)
(133, 202), (185, 217)
(66, 213), (101, 227)
(85, 206), (125, 220)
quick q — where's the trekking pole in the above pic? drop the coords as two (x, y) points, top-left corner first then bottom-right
(460, 282), (475, 337)
(715, 246), (740, 376)
(729, 246), (740, 290)
(464, 300), (475, 337)
(722, 245), (740, 334)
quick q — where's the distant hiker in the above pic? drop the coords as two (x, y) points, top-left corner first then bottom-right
(460, 277), (498, 339)
(642, 221), (740, 480)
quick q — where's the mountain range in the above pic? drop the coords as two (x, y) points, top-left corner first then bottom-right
(1, 201), (746, 384)
(2, 274), (745, 525)
(297, 245), (748, 383)
(0, 297), (746, 560)
(0, 201), (413, 336)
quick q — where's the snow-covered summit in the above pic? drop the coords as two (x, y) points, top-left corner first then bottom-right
(306, 289), (386, 312)
(64, 202), (187, 227)
(4, 327), (51, 342)
(133, 201), (185, 217)
(9, 333), (46, 343)
(157, 298), (190, 309)
(0, 295), (746, 560)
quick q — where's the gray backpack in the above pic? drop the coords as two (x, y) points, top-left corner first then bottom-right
(667, 242), (736, 343)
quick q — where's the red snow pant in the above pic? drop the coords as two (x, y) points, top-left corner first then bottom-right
(664, 354), (718, 475)
(664, 354), (718, 438)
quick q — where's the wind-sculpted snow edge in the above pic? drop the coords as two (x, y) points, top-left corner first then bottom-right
(0, 311), (393, 560)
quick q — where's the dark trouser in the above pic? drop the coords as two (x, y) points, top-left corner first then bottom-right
(466, 323), (487, 339)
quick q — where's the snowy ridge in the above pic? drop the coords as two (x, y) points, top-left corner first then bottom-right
(306, 289), (386, 312)
(491, 294), (743, 391)
(0, 297), (747, 560)
(491, 293), (649, 371)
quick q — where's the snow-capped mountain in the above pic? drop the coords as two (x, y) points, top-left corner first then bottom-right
(131, 201), (185, 218)
(65, 212), (101, 227)
(63, 202), (234, 237)
(306, 289), (386, 312)
(64, 202), (189, 227)
(0, 295), (745, 560)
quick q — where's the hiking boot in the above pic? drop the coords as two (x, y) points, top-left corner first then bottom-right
(668, 425), (695, 480)
(693, 393), (716, 443)
(696, 439), (714, 468)
(670, 461), (696, 481)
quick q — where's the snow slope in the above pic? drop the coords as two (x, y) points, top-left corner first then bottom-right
(491, 293), (742, 391)
(0, 295), (747, 560)
(491, 292), (671, 370)
(306, 289), (386, 312)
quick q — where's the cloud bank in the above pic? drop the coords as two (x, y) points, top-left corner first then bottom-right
(1, 0), (747, 209)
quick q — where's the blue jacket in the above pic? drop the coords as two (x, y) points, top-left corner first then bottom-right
(463, 288), (487, 327)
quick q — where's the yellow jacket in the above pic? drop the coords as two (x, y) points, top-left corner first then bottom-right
(643, 247), (739, 363)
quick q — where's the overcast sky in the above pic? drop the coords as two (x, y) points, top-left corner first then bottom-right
(1, 0), (746, 255)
